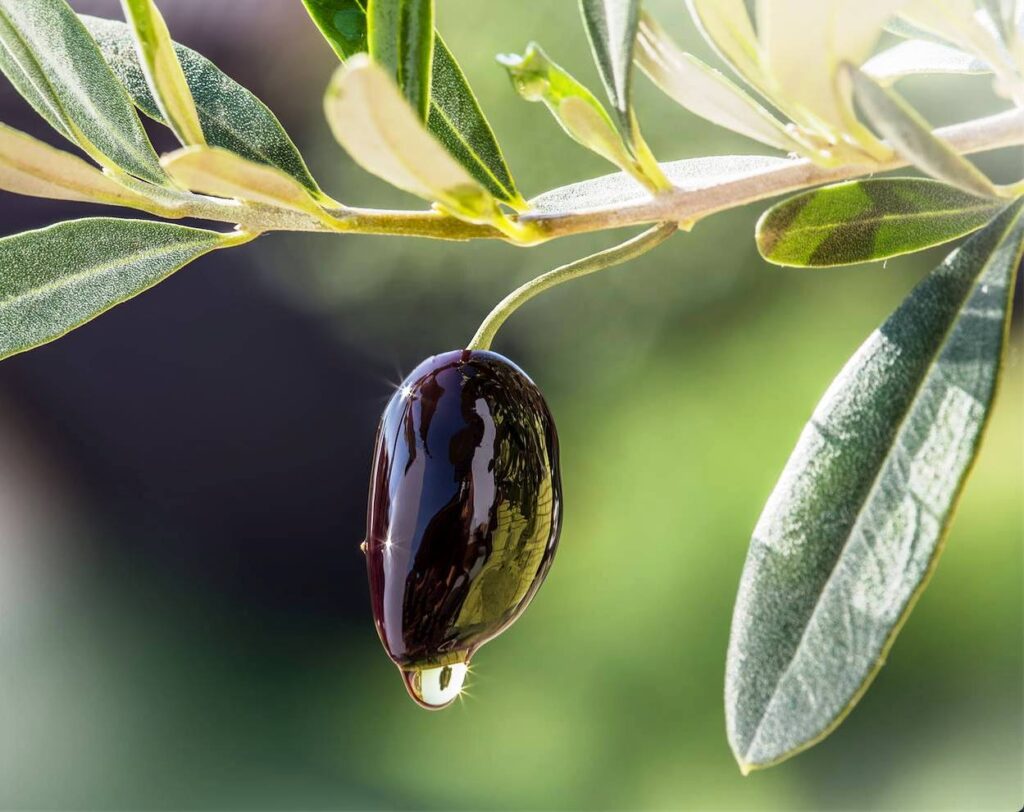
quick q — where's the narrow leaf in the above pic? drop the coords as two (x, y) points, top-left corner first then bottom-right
(727, 199), (1024, 772)
(302, 0), (368, 59)
(528, 154), (788, 215)
(862, 39), (991, 82)
(0, 218), (254, 360)
(0, 0), (166, 184)
(756, 178), (1004, 266)
(120, 0), (206, 146)
(579, 0), (639, 144)
(755, 0), (903, 131)
(324, 55), (498, 224)
(846, 64), (1000, 198)
(161, 146), (334, 220)
(367, 0), (434, 121)
(0, 121), (161, 210)
(301, 0), (520, 205)
(635, 14), (799, 152)
(83, 15), (323, 198)
(499, 43), (659, 190)
(684, 0), (768, 93)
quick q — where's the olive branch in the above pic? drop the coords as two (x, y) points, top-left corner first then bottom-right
(0, 0), (1022, 773)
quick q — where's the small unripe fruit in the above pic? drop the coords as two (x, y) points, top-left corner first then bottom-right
(364, 349), (562, 708)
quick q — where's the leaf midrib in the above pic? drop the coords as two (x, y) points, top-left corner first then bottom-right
(774, 200), (1001, 239)
(0, 6), (163, 182)
(0, 231), (220, 310)
(740, 205), (1021, 763)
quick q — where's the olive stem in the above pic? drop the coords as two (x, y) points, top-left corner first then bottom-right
(467, 221), (679, 351)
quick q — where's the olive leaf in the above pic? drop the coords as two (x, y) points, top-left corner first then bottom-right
(0, 0), (166, 185)
(0, 218), (255, 361)
(367, 0), (434, 122)
(324, 55), (499, 225)
(684, 0), (769, 94)
(845, 63), (1002, 199)
(862, 39), (991, 83)
(82, 15), (324, 199)
(756, 178), (1004, 267)
(161, 146), (338, 223)
(635, 14), (800, 152)
(578, 0), (639, 145)
(727, 199), (1024, 773)
(755, 0), (903, 132)
(499, 43), (666, 192)
(528, 154), (787, 216)
(300, 0), (522, 206)
(120, 0), (206, 146)
(0, 121), (163, 211)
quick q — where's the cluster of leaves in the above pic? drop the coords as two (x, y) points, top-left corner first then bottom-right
(0, 0), (1022, 774)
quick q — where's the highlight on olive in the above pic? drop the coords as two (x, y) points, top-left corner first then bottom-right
(363, 349), (562, 708)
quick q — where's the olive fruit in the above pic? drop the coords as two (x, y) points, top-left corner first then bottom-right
(364, 349), (562, 709)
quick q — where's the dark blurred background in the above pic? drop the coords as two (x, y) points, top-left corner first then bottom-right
(0, 2), (1020, 809)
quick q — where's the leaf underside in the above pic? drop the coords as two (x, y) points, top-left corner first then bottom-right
(529, 154), (788, 215)
(726, 199), (1024, 772)
(756, 178), (1005, 267)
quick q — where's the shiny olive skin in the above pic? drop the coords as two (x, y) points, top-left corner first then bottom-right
(365, 350), (561, 707)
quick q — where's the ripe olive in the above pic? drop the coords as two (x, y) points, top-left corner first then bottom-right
(364, 349), (562, 708)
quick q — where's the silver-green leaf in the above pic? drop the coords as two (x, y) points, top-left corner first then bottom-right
(300, 0), (521, 205)
(579, 0), (639, 144)
(82, 15), (323, 198)
(756, 178), (1005, 267)
(0, 218), (253, 361)
(727, 199), (1024, 773)
(0, 0), (166, 184)
(845, 62), (1000, 199)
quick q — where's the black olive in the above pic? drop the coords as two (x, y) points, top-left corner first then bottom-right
(364, 349), (562, 708)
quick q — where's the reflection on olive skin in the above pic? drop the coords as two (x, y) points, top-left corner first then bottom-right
(365, 350), (562, 708)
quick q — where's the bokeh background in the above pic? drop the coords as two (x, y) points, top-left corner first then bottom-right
(0, 2), (1021, 809)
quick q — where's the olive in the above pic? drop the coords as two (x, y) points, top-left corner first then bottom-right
(364, 349), (562, 709)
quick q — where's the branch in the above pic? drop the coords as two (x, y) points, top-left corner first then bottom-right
(162, 109), (1024, 241)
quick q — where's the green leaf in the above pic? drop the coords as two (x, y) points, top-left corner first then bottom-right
(120, 0), (206, 146)
(0, 218), (255, 361)
(756, 178), (1004, 267)
(727, 199), (1024, 773)
(0, 121), (162, 210)
(302, 0), (368, 59)
(0, 0), (166, 184)
(635, 14), (799, 152)
(579, 0), (639, 144)
(498, 43), (665, 191)
(862, 39), (991, 83)
(300, 0), (521, 205)
(845, 63), (1001, 198)
(367, 0), (434, 121)
(82, 15), (323, 198)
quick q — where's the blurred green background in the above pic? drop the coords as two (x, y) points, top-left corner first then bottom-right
(0, 1), (1020, 809)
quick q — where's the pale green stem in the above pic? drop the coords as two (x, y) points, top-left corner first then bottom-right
(467, 221), (678, 351)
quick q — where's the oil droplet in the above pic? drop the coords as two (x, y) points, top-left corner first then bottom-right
(401, 662), (469, 710)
